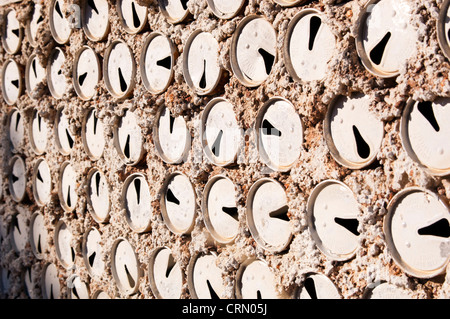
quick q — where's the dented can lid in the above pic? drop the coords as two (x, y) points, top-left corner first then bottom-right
(117, 0), (148, 34)
(158, 0), (191, 24)
(400, 98), (450, 176)
(42, 263), (61, 299)
(324, 94), (384, 169)
(246, 178), (292, 252)
(255, 97), (303, 172)
(47, 47), (68, 100)
(67, 274), (90, 299)
(113, 109), (145, 166)
(187, 251), (227, 299)
(160, 172), (196, 235)
(202, 175), (239, 244)
(230, 15), (277, 87)
(384, 187), (450, 278)
(54, 220), (76, 269)
(1, 8), (22, 54)
(29, 211), (48, 260)
(81, 0), (110, 41)
(82, 108), (105, 160)
(49, 0), (72, 45)
(111, 237), (141, 295)
(32, 158), (52, 206)
(57, 161), (78, 212)
(306, 180), (361, 261)
(183, 30), (223, 95)
(1, 59), (22, 105)
(55, 108), (75, 155)
(121, 173), (152, 233)
(355, 0), (418, 78)
(9, 155), (26, 203)
(140, 32), (176, 95)
(82, 227), (105, 278)
(8, 107), (24, 152)
(103, 40), (136, 100)
(148, 246), (183, 299)
(25, 53), (46, 99)
(86, 168), (110, 223)
(26, 4), (44, 47)
(73, 46), (101, 100)
(11, 212), (29, 253)
(153, 105), (191, 164)
(29, 110), (49, 155)
(284, 8), (337, 83)
(206, 0), (246, 19)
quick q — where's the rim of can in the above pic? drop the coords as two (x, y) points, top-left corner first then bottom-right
(306, 179), (361, 261)
(159, 171), (196, 235)
(54, 107), (74, 156)
(103, 40), (136, 100)
(186, 251), (224, 299)
(81, 107), (104, 160)
(158, 0), (191, 24)
(230, 14), (277, 88)
(81, 0), (110, 41)
(1, 58), (22, 106)
(85, 167), (111, 223)
(8, 155), (26, 202)
(1, 8), (23, 54)
(147, 246), (182, 299)
(116, 0), (148, 34)
(323, 94), (384, 170)
(46, 47), (67, 100)
(400, 98), (450, 177)
(54, 219), (75, 269)
(140, 31), (177, 95)
(273, 0), (308, 7)
(121, 172), (152, 233)
(73, 46), (102, 101)
(246, 177), (292, 252)
(153, 104), (191, 164)
(201, 174), (238, 244)
(110, 237), (141, 295)
(383, 187), (450, 279)
(57, 161), (77, 212)
(234, 257), (270, 299)
(255, 96), (304, 172)
(354, 0), (401, 78)
(48, 0), (72, 45)
(201, 97), (242, 167)
(206, 0), (247, 20)
(29, 211), (46, 260)
(32, 158), (51, 207)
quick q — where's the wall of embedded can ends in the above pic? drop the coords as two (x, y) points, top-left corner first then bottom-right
(0, 0), (449, 299)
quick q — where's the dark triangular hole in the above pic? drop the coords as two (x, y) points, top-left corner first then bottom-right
(352, 125), (370, 159)
(256, 290), (262, 299)
(123, 135), (131, 158)
(269, 205), (290, 222)
(66, 129), (74, 149)
(93, 114), (98, 135)
(11, 174), (19, 183)
(95, 172), (101, 197)
(37, 114), (42, 131)
(258, 48), (275, 75)
(262, 119), (281, 137)
(50, 284), (54, 299)
(55, 1), (64, 19)
(15, 112), (21, 131)
(11, 79), (19, 88)
(88, 251), (96, 267)
(118, 68), (128, 92)
(370, 32), (391, 66)
(78, 72), (88, 86)
(309, 16), (322, 51)
(156, 56), (172, 70)
(72, 286), (79, 299)
(37, 169), (44, 183)
(211, 130), (223, 157)
(166, 188), (180, 205)
(180, 0), (189, 11)
(13, 216), (21, 234)
(11, 29), (20, 37)
(131, 2), (141, 29)
(222, 207), (239, 222)
(418, 218), (450, 238)
(304, 277), (318, 299)
(169, 115), (175, 134)
(57, 69), (62, 75)
(37, 234), (42, 254)
(66, 185), (72, 208)
(334, 217), (360, 236)
(88, 0), (99, 15)
(71, 247), (76, 262)
(199, 60), (207, 89)
(124, 264), (136, 288)
(37, 14), (44, 24)
(206, 280), (220, 299)
(133, 178), (141, 205)
(417, 101), (440, 132)
(32, 59), (38, 78)
(165, 254), (176, 278)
